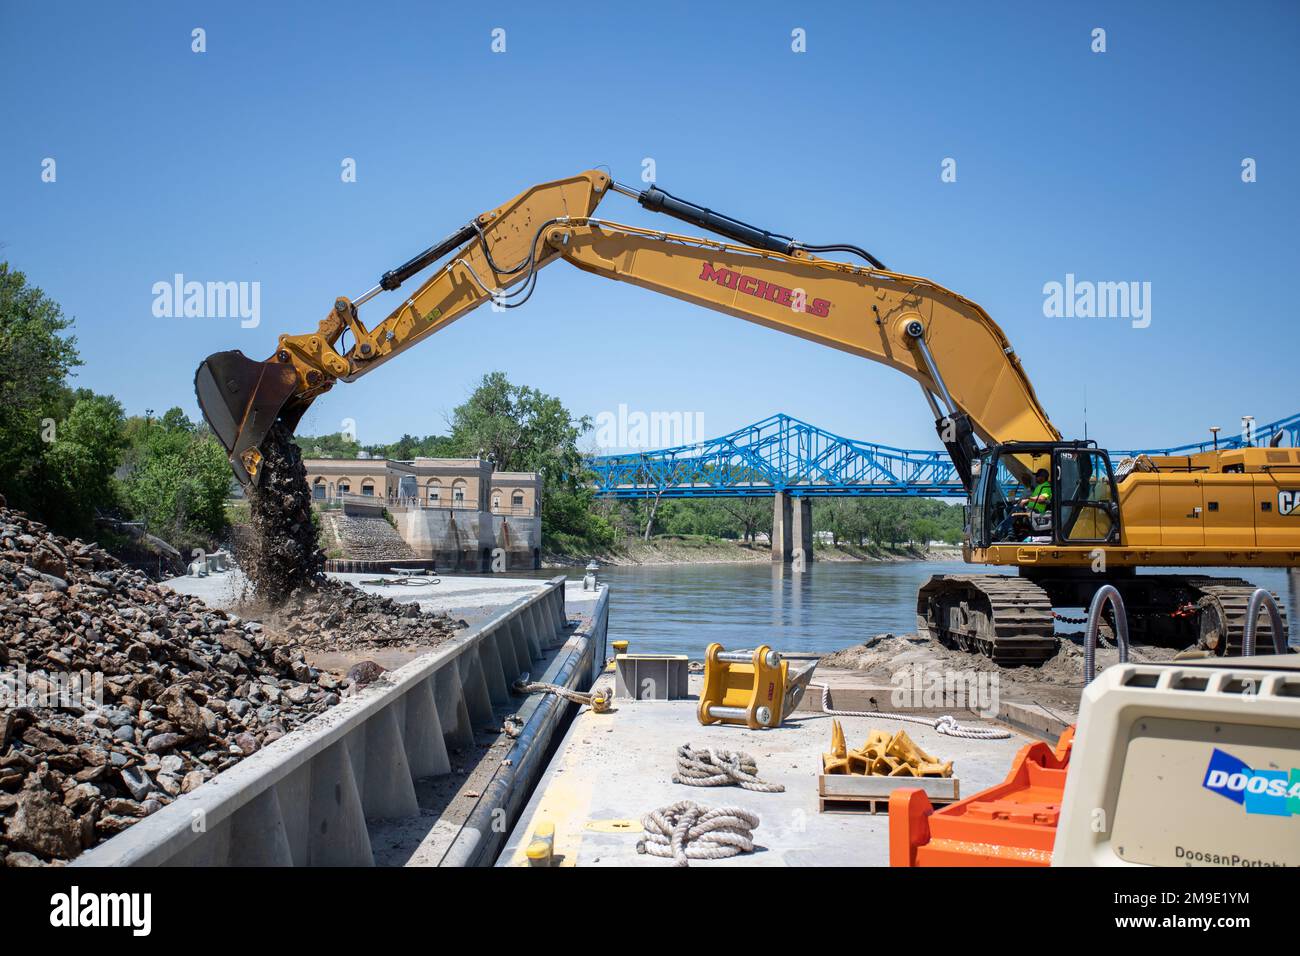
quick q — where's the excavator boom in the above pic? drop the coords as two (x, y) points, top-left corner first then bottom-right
(195, 169), (1056, 485)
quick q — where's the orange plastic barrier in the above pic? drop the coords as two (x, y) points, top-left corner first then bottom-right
(889, 727), (1074, 867)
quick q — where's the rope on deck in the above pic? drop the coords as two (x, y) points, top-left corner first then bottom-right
(512, 676), (610, 712)
(811, 682), (1012, 740)
(636, 801), (760, 867)
(672, 744), (786, 792)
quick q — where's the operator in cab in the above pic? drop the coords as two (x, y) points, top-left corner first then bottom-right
(994, 468), (1052, 541)
(1022, 468), (1052, 516)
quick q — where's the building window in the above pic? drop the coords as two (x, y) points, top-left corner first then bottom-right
(511, 491), (524, 508)
(361, 480), (375, 496)
(453, 488), (465, 502)
(312, 479), (326, 500)
(427, 479), (441, 503)
(337, 481), (351, 495)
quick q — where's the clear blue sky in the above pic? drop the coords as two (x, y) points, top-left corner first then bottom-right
(3, 0), (1297, 454)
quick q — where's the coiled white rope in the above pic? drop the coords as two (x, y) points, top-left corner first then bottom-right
(672, 744), (785, 792)
(810, 682), (1012, 740)
(636, 801), (760, 867)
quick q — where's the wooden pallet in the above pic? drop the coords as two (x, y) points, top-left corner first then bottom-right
(819, 793), (962, 815)
(817, 774), (960, 815)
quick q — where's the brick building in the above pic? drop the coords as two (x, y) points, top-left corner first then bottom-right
(303, 457), (542, 570)
(303, 457), (540, 516)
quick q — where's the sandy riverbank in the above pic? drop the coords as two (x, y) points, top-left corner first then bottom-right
(544, 536), (961, 568)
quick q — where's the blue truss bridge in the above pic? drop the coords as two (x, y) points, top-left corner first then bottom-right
(586, 411), (1300, 500)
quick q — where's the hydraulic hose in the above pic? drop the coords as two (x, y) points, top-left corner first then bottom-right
(616, 181), (888, 270)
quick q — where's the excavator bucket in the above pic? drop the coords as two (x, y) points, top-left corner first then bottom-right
(194, 350), (301, 486)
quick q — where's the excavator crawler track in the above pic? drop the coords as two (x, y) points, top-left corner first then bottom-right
(917, 573), (1291, 667)
(1183, 576), (1290, 657)
(916, 574), (1059, 665)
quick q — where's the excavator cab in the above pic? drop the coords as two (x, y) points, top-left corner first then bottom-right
(971, 442), (1121, 548)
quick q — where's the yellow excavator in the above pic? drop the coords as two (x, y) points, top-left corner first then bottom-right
(195, 169), (1298, 663)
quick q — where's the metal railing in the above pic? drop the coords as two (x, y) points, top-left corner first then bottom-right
(489, 505), (540, 517)
(315, 492), (537, 516)
(386, 495), (479, 511)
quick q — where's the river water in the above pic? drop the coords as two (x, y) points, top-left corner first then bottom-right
(567, 560), (1298, 658)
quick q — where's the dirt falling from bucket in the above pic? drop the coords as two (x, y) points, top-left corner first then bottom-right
(243, 420), (326, 603)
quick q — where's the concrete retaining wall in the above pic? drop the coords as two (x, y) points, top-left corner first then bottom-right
(73, 577), (599, 867)
(394, 507), (540, 571)
(490, 514), (542, 570)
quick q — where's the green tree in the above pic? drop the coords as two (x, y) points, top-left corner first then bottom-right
(448, 371), (588, 474)
(909, 516), (941, 545)
(368, 432), (459, 460)
(812, 497), (865, 546)
(0, 263), (83, 516)
(717, 497), (772, 544)
(120, 408), (233, 550)
(42, 392), (127, 532)
(296, 431), (362, 459)
(295, 429), (459, 461)
(446, 372), (609, 550)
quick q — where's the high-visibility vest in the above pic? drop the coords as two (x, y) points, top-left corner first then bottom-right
(1030, 480), (1052, 513)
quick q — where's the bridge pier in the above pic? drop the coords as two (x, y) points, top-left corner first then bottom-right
(771, 493), (813, 564)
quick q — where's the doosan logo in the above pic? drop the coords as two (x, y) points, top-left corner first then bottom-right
(1201, 748), (1300, 818)
(698, 263), (831, 318)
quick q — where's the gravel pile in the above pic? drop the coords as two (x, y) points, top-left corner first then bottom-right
(266, 578), (463, 651)
(0, 504), (343, 867)
(233, 423), (462, 652)
(243, 421), (326, 603)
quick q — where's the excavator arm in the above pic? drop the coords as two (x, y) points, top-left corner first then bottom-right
(196, 170), (1057, 486)
(196, 170), (613, 483)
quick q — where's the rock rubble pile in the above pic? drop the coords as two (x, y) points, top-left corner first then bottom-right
(264, 578), (464, 651)
(0, 504), (342, 866)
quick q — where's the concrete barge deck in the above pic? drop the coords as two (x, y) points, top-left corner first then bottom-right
(163, 568), (560, 672)
(500, 670), (1040, 867)
(163, 567), (554, 624)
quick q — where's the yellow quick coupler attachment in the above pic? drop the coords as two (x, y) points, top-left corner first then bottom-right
(697, 643), (788, 730)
